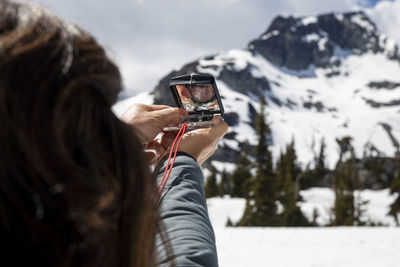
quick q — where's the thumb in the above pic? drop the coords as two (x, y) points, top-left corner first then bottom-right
(208, 116), (229, 141)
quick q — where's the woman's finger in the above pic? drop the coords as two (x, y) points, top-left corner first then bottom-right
(160, 132), (178, 149)
(154, 107), (187, 127)
(146, 140), (166, 158)
(144, 151), (157, 163)
(147, 104), (173, 111)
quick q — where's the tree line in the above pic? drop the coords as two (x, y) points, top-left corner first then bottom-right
(205, 98), (400, 227)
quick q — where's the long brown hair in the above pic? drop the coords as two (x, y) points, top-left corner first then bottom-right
(0, 1), (158, 266)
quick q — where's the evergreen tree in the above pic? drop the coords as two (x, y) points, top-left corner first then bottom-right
(364, 156), (385, 186)
(332, 137), (354, 225)
(332, 137), (367, 226)
(300, 138), (328, 189)
(276, 139), (309, 226)
(311, 208), (319, 226)
(315, 138), (328, 182)
(231, 152), (252, 198)
(225, 218), (234, 227)
(218, 169), (231, 196)
(205, 167), (219, 198)
(238, 97), (281, 226)
(388, 168), (400, 225)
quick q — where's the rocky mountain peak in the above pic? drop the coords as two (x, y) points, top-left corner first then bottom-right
(249, 11), (399, 71)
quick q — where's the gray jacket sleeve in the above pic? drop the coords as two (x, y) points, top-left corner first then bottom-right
(155, 152), (218, 267)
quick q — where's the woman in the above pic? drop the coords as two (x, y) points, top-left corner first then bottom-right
(0, 1), (227, 266)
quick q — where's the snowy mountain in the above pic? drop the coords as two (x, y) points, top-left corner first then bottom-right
(114, 11), (400, 174)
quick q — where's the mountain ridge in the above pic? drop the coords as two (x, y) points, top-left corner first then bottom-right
(114, 10), (400, 188)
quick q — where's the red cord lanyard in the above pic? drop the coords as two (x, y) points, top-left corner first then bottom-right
(157, 123), (188, 196)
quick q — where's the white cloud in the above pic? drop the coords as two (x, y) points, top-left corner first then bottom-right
(283, 0), (360, 15)
(366, 0), (400, 45)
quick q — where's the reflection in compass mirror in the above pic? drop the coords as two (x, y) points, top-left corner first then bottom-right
(175, 84), (220, 112)
(189, 84), (216, 102)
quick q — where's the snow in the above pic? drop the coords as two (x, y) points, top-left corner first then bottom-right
(197, 49), (250, 76)
(351, 13), (375, 32)
(381, 36), (398, 58)
(299, 188), (397, 226)
(318, 36), (328, 50)
(302, 33), (320, 43)
(207, 188), (400, 267)
(214, 227), (400, 267)
(301, 16), (318, 26)
(112, 91), (154, 117)
(207, 196), (246, 227)
(261, 30), (280, 40)
(335, 13), (344, 21)
(210, 161), (237, 174)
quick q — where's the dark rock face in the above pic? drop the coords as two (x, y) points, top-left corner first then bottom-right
(249, 11), (397, 71)
(368, 81), (400, 90)
(207, 144), (241, 164)
(363, 98), (400, 108)
(303, 101), (325, 112)
(224, 131), (238, 140)
(224, 112), (240, 127)
(247, 102), (257, 128)
(218, 64), (271, 96)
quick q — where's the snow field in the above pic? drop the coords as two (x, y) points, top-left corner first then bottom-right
(214, 227), (400, 267)
(207, 188), (400, 267)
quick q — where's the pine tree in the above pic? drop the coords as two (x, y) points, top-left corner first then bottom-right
(225, 218), (234, 227)
(315, 138), (328, 182)
(231, 152), (252, 198)
(205, 167), (219, 198)
(238, 97), (281, 226)
(300, 138), (328, 189)
(218, 169), (231, 196)
(276, 139), (309, 226)
(332, 137), (354, 225)
(331, 137), (368, 226)
(388, 168), (400, 225)
(311, 208), (319, 226)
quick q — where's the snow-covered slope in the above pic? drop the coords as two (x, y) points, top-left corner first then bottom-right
(114, 11), (400, 171)
(199, 49), (400, 168)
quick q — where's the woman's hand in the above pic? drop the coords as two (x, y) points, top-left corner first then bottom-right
(178, 116), (228, 165)
(121, 104), (187, 161)
(121, 104), (187, 143)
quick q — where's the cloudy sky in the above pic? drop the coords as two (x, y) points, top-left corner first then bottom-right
(29, 0), (399, 96)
